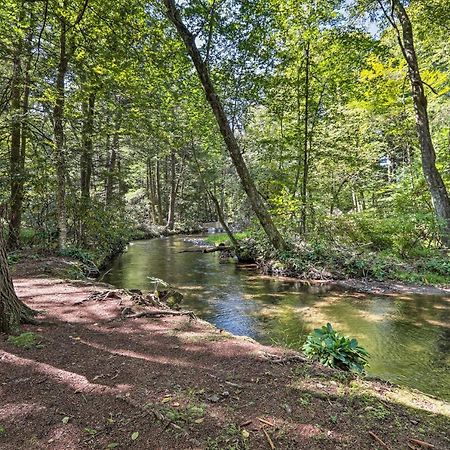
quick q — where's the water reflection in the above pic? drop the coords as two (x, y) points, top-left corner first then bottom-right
(104, 236), (450, 400)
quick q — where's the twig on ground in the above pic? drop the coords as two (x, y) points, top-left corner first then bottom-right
(262, 427), (275, 449)
(257, 417), (275, 427)
(369, 431), (389, 448)
(409, 438), (435, 448)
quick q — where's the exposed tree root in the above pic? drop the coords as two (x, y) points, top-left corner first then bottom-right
(123, 309), (196, 320)
(261, 352), (306, 364)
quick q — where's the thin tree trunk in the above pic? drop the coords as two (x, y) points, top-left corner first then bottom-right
(166, 149), (176, 230)
(53, 8), (68, 250)
(156, 160), (164, 225)
(146, 158), (157, 223)
(300, 41), (310, 235)
(80, 92), (95, 201)
(164, 0), (288, 251)
(209, 193), (239, 248)
(390, 0), (450, 245)
(105, 119), (119, 204)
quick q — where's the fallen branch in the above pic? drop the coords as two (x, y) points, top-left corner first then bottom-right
(369, 431), (389, 448)
(240, 420), (252, 427)
(409, 438), (435, 448)
(262, 427), (275, 449)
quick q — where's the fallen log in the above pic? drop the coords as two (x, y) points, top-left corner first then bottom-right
(178, 246), (233, 254)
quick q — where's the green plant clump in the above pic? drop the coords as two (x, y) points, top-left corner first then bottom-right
(7, 332), (44, 349)
(302, 323), (369, 373)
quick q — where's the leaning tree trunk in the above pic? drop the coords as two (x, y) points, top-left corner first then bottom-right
(0, 234), (35, 334)
(209, 192), (239, 248)
(164, 0), (289, 252)
(391, 0), (450, 245)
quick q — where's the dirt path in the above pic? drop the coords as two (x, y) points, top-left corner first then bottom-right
(1, 277), (449, 449)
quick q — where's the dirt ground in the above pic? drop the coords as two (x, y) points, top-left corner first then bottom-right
(1, 275), (449, 449)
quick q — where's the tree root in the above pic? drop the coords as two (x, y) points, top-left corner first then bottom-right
(261, 352), (306, 364)
(123, 309), (197, 320)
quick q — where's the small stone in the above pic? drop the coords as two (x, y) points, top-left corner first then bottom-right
(208, 394), (220, 403)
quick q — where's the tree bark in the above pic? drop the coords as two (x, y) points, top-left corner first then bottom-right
(106, 118), (120, 204)
(164, 0), (289, 252)
(81, 92), (95, 202)
(391, 0), (450, 245)
(166, 149), (177, 230)
(300, 41), (310, 235)
(8, 33), (23, 250)
(146, 158), (158, 223)
(53, 7), (68, 251)
(209, 192), (239, 248)
(156, 159), (164, 225)
(80, 92), (95, 244)
(0, 233), (35, 334)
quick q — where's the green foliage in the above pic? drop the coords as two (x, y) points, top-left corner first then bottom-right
(204, 232), (250, 246)
(302, 323), (369, 373)
(7, 332), (44, 349)
(60, 246), (94, 264)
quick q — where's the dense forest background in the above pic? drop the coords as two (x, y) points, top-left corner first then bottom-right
(1, 0), (449, 282)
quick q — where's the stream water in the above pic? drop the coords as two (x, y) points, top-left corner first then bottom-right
(104, 236), (450, 400)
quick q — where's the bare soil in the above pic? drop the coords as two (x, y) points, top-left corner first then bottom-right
(1, 273), (449, 449)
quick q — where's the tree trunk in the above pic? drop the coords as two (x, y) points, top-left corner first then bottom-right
(156, 160), (164, 225)
(146, 158), (157, 223)
(80, 92), (95, 244)
(300, 41), (310, 235)
(209, 192), (239, 248)
(80, 92), (95, 202)
(164, 0), (289, 252)
(0, 233), (35, 334)
(391, 0), (450, 245)
(53, 10), (68, 251)
(106, 121), (119, 204)
(8, 34), (23, 250)
(166, 149), (177, 230)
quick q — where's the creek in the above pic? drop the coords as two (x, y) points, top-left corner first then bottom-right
(104, 236), (450, 400)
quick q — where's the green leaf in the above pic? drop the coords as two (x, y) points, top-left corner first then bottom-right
(62, 416), (70, 424)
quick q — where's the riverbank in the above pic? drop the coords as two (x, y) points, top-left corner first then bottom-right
(1, 274), (449, 449)
(202, 234), (450, 296)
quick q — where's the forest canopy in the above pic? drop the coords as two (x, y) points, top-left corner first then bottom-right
(1, 0), (449, 276)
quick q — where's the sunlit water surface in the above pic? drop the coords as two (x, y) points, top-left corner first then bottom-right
(104, 236), (450, 400)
